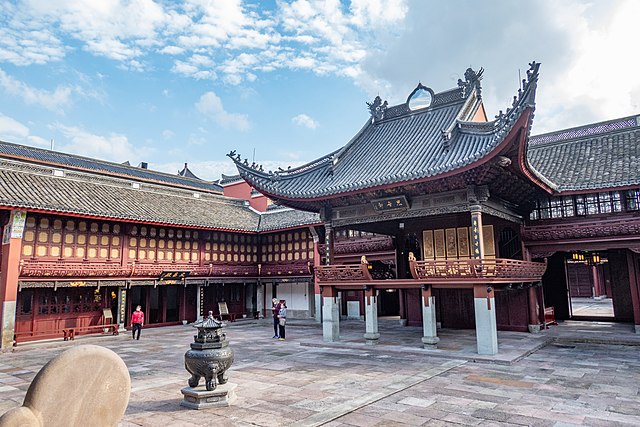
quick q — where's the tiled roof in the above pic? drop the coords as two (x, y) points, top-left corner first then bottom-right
(231, 63), (540, 202)
(0, 140), (223, 194)
(0, 159), (320, 232)
(178, 163), (201, 180)
(258, 206), (321, 232)
(528, 115), (640, 192)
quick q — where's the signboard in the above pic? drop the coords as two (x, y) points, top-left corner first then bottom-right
(371, 195), (410, 212)
(103, 308), (114, 320)
(10, 211), (27, 239)
(3, 211), (27, 244)
(158, 271), (190, 285)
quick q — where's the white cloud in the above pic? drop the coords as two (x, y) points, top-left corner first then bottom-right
(162, 129), (175, 140)
(195, 91), (251, 131)
(0, 114), (30, 139)
(0, 113), (50, 147)
(292, 114), (319, 129)
(0, 69), (73, 112)
(50, 123), (152, 164)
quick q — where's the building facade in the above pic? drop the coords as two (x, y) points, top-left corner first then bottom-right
(0, 146), (321, 349)
(232, 62), (640, 354)
(1, 62), (639, 355)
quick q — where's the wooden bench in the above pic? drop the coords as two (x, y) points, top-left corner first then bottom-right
(63, 324), (119, 341)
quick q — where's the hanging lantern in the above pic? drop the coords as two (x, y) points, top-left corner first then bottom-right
(591, 252), (601, 265)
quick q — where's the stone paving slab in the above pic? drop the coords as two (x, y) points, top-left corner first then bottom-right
(0, 319), (639, 426)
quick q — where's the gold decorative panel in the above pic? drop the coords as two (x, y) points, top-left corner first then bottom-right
(482, 225), (496, 257)
(445, 228), (457, 258)
(434, 229), (446, 259)
(422, 230), (434, 260)
(457, 227), (470, 258)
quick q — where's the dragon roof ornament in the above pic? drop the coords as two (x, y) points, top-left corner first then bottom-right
(366, 96), (388, 122)
(457, 67), (484, 99)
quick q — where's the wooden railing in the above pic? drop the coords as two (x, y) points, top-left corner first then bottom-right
(18, 261), (259, 279)
(409, 258), (547, 280)
(314, 264), (372, 282)
(314, 258), (546, 285)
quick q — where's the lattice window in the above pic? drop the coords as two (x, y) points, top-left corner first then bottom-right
(130, 226), (198, 263)
(22, 216), (120, 261)
(37, 288), (102, 315)
(260, 231), (311, 263)
(625, 189), (640, 211)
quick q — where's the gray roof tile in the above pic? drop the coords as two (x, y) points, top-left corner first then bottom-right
(0, 140), (223, 193)
(528, 115), (640, 192)
(0, 159), (318, 232)
(231, 64), (541, 202)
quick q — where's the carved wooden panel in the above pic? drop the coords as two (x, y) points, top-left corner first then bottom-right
(483, 225), (496, 257)
(434, 229), (446, 259)
(457, 227), (470, 259)
(445, 228), (457, 258)
(422, 230), (434, 260)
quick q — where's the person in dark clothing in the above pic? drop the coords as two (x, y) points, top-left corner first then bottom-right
(271, 298), (281, 338)
(130, 305), (144, 340)
(278, 301), (287, 341)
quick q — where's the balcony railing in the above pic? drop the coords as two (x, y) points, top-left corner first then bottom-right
(314, 258), (547, 285)
(18, 261), (259, 279)
(409, 258), (547, 281)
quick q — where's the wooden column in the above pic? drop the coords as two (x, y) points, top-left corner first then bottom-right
(626, 251), (640, 333)
(528, 286), (541, 333)
(470, 206), (484, 259)
(309, 226), (322, 323)
(1, 211), (27, 351)
(324, 223), (334, 265)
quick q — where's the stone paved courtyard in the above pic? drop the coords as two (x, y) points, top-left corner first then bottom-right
(1, 319), (640, 426)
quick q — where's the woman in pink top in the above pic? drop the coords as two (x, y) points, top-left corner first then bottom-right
(131, 305), (144, 340)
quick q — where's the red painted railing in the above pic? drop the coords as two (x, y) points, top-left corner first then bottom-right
(18, 261), (259, 279)
(314, 258), (546, 284)
(409, 258), (547, 280)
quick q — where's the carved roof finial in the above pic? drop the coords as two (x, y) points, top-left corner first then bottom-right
(366, 95), (388, 122)
(458, 67), (484, 98)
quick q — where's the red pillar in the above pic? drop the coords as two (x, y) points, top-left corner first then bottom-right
(1, 211), (26, 350)
(626, 251), (640, 332)
(528, 286), (541, 332)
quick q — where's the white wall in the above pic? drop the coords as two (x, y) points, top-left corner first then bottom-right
(277, 282), (308, 310)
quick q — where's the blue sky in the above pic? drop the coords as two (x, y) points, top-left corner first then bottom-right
(0, 0), (639, 181)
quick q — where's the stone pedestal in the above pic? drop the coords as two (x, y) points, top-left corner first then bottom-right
(474, 288), (498, 355)
(422, 293), (439, 350)
(180, 383), (237, 409)
(363, 293), (379, 345)
(528, 324), (541, 333)
(322, 297), (340, 342)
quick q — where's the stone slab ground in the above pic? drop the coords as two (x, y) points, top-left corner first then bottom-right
(0, 319), (639, 426)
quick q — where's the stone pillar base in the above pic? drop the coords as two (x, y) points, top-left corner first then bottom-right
(363, 332), (380, 345)
(398, 319), (407, 327)
(528, 324), (541, 334)
(180, 383), (237, 409)
(635, 324), (640, 334)
(421, 336), (440, 350)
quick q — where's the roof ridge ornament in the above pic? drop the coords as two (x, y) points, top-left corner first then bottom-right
(366, 95), (388, 122)
(457, 67), (484, 99)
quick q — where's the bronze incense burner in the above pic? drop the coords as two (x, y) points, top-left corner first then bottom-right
(184, 311), (234, 391)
